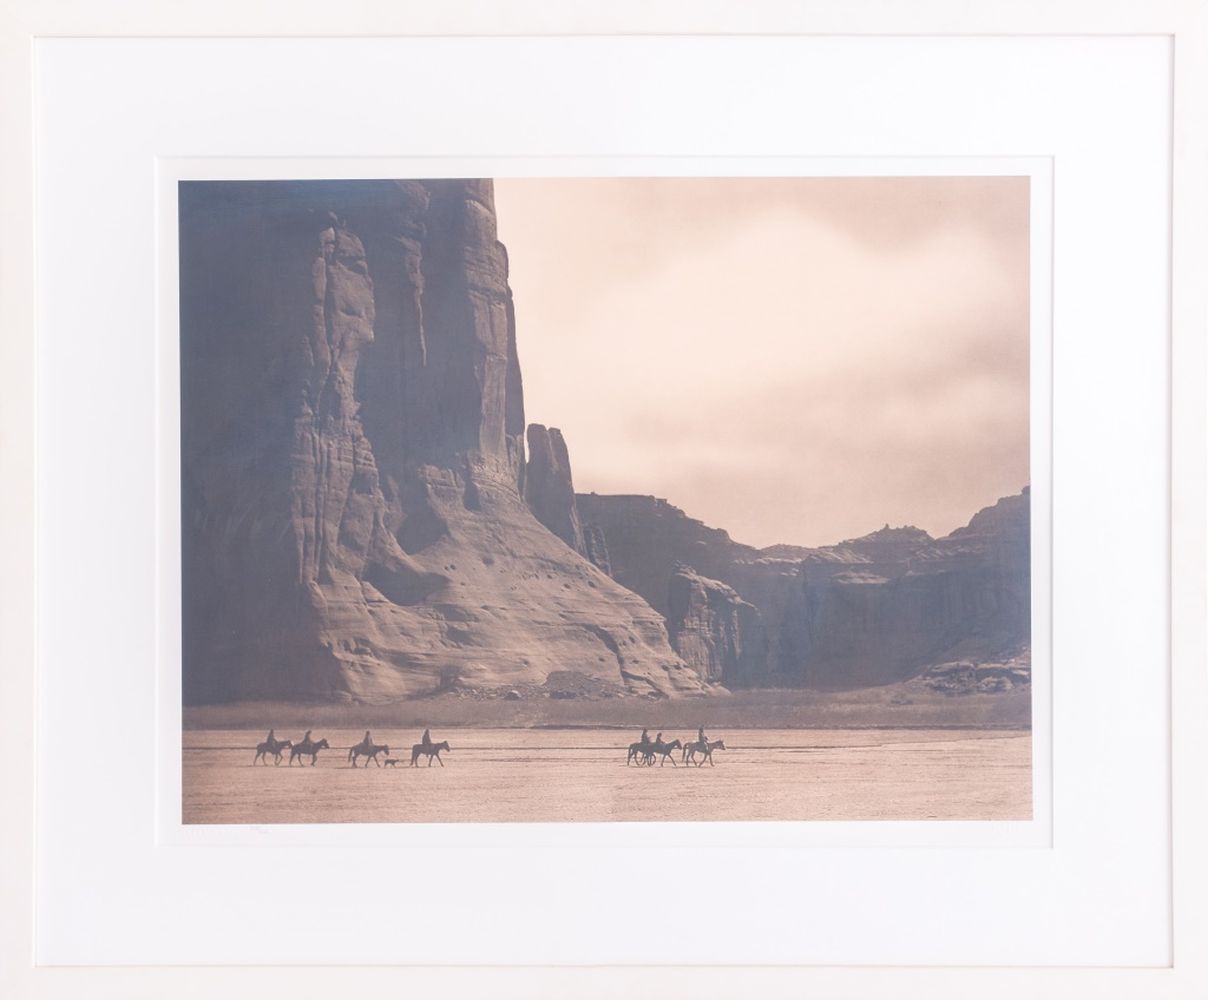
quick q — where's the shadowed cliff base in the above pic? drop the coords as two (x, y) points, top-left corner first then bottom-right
(184, 681), (1031, 732)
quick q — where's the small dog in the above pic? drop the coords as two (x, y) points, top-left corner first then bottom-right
(383, 758), (399, 767)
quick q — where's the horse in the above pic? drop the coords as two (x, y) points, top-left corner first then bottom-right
(680, 736), (714, 762)
(288, 736), (329, 766)
(627, 739), (681, 766)
(348, 741), (390, 768)
(684, 739), (726, 766)
(410, 740), (450, 767)
(649, 739), (681, 766)
(253, 738), (292, 766)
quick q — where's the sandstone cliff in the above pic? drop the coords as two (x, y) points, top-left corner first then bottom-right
(575, 494), (756, 617)
(666, 567), (768, 686)
(523, 424), (585, 553)
(578, 489), (1031, 689)
(181, 180), (700, 703)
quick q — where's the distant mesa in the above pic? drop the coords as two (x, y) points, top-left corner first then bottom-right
(578, 488), (1031, 690)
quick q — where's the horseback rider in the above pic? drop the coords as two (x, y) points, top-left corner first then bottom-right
(361, 730), (371, 750)
(421, 728), (434, 749)
(655, 731), (664, 746)
(302, 729), (312, 745)
(265, 728), (276, 749)
(698, 725), (707, 749)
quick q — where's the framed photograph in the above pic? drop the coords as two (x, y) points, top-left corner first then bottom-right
(3, 2), (1205, 997)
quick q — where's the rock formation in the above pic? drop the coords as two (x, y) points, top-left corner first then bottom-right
(581, 524), (613, 577)
(579, 489), (1031, 688)
(575, 494), (754, 618)
(666, 567), (768, 686)
(179, 177), (1030, 704)
(180, 179), (701, 703)
(523, 424), (585, 553)
(907, 651), (1031, 695)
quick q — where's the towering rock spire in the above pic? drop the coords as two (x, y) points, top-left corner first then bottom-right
(524, 424), (586, 553)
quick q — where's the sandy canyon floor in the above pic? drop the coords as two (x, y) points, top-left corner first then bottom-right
(182, 727), (1031, 824)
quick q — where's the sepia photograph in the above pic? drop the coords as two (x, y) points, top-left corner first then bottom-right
(179, 175), (1033, 825)
(13, 11), (1200, 990)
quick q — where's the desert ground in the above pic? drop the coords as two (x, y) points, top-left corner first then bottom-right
(182, 725), (1031, 824)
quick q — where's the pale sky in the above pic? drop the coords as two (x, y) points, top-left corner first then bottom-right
(494, 176), (1029, 549)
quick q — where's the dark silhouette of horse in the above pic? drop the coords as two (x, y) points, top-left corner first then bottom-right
(627, 738), (681, 766)
(253, 738), (292, 766)
(348, 740), (390, 768)
(288, 736), (329, 766)
(410, 740), (450, 766)
(649, 738), (681, 766)
(684, 738), (726, 766)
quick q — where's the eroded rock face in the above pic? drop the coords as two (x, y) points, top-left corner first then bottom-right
(181, 180), (700, 703)
(579, 490), (1031, 688)
(667, 567), (768, 686)
(582, 525), (613, 577)
(575, 494), (799, 686)
(575, 495), (754, 617)
(524, 424), (585, 553)
(795, 492), (1030, 687)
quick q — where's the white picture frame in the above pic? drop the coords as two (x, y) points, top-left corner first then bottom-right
(2, 2), (1205, 997)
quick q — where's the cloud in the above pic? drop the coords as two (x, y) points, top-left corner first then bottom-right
(495, 176), (1029, 547)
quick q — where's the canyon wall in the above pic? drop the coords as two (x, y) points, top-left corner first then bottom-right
(666, 567), (769, 686)
(180, 180), (701, 703)
(579, 489), (1031, 689)
(180, 178), (1030, 703)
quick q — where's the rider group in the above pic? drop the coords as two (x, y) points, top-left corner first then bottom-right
(637, 725), (710, 750)
(261, 727), (440, 753)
